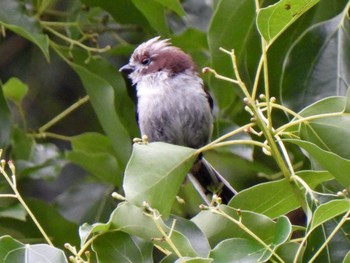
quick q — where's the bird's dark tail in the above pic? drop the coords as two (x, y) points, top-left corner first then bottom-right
(188, 157), (237, 205)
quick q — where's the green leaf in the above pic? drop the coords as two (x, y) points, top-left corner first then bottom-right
(79, 222), (111, 248)
(2, 77), (28, 104)
(167, 216), (211, 258)
(281, 6), (350, 111)
(0, 0), (49, 61)
(310, 199), (350, 231)
(229, 170), (333, 218)
(26, 199), (79, 248)
(274, 216), (292, 245)
(55, 182), (115, 224)
(286, 139), (350, 188)
(0, 204), (26, 221)
(210, 238), (265, 263)
(172, 28), (208, 51)
(124, 142), (196, 218)
(343, 251), (350, 263)
(290, 96), (350, 160)
(0, 236), (22, 261)
(131, 0), (169, 36)
(208, 0), (259, 110)
(55, 46), (133, 168)
(0, 236), (68, 263)
(111, 202), (198, 258)
(257, 0), (320, 45)
(0, 83), (11, 149)
(93, 232), (151, 263)
(153, 0), (185, 16)
(17, 143), (66, 180)
(345, 87), (350, 113)
(275, 242), (303, 263)
(192, 205), (291, 248)
(81, 202), (199, 258)
(11, 127), (34, 160)
(71, 65), (131, 166)
(284, 96), (350, 160)
(303, 212), (350, 262)
(69, 132), (116, 155)
(80, 0), (149, 26)
(66, 133), (121, 186)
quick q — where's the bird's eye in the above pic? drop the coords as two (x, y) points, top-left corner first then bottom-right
(141, 57), (151, 65)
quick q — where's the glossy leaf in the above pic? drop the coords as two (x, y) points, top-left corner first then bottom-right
(0, 0), (49, 61)
(110, 202), (198, 257)
(0, 236), (67, 263)
(310, 199), (350, 231)
(131, 0), (169, 36)
(303, 214), (350, 262)
(55, 182), (115, 224)
(93, 231), (151, 263)
(124, 142), (196, 218)
(210, 238), (264, 263)
(26, 199), (79, 248)
(286, 139), (350, 188)
(0, 83), (11, 149)
(69, 132), (116, 155)
(66, 151), (122, 186)
(0, 204), (26, 221)
(281, 6), (350, 111)
(56, 47), (133, 168)
(268, 0), (349, 99)
(79, 0), (149, 26)
(208, 0), (259, 110)
(229, 170), (332, 218)
(274, 216), (292, 245)
(192, 205), (292, 248)
(17, 143), (66, 180)
(0, 236), (22, 261)
(257, 0), (320, 45)
(275, 242), (303, 262)
(79, 221), (111, 248)
(81, 202), (200, 258)
(2, 77), (28, 104)
(66, 133), (121, 185)
(11, 127), (35, 160)
(153, 0), (185, 16)
(292, 96), (350, 159)
(343, 251), (350, 263)
(167, 216), (211, 258)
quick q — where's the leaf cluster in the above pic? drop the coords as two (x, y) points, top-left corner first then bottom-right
(0, 0), (350, 262)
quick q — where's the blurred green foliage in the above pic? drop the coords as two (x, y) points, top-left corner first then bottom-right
(0, 0), (350, 262)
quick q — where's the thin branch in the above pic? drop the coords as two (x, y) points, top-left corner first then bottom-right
(38, 95), (90, 132)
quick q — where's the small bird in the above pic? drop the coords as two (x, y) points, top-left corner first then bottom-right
(119, 37), (236, 204)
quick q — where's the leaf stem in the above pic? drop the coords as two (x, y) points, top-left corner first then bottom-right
(198, 123), (255, 153)
(309, 207), (350, 263)
(0, 161), (53, 246)
(219, 48), (251, 99)
(0, 194), (17, 198)
(43, 25), (111, 53)
(251, 56), (264, 100)
(204, 139), (270, 152)
(32, 132), (72, 141)
(151, 216), (183, 259)
(38, 95), (89, 132)
(275, 111), (343, 135)
(211, 206), (285, 263)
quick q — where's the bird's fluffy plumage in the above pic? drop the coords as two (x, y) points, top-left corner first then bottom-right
(120, 37), (236, 203)
(122, 36), (213, 148)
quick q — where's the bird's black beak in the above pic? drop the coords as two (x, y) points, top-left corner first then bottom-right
(119, 64), (135, 74)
